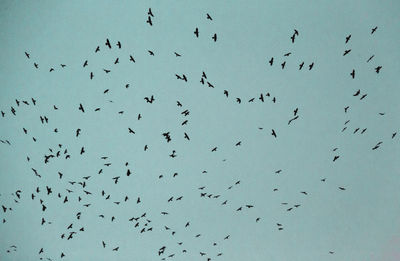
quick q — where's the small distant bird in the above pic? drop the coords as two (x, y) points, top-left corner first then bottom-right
(309, 62), (314, 70)
(343, 49), (351, 56)
(25, 51), (30, 58)
(105, 38), (111, 49)
(350, 69), (355, 79)
(269, 57), (273, 66)
(371, 26), (378, 34)
(299, 62), (304, 70)
(146, 16), (153, 26)
(366, 55), (374, 63)
(206, 13), (212, 20)
(194, 28), (199, 37)
(345, 34), (351, 43)
(78, 103), (85, 112)
(271, 129), (277, 138)
(148, 8), (154, 17)
(375, 66), (382, 73)
(212, 33), (217, 42)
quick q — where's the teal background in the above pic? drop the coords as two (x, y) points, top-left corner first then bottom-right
(0, 1), (400, 260)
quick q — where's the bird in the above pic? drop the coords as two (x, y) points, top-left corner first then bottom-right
(78, 103), (85, 112)
(299, 62), (304, 70)
(371, 26), (378, 34)
(271, 129), (277, 138)
(343, 49), (351, 56)
(146, 16), (153, 26)
(212, 33), (217, 42)
(194, 28), (199, 37)
(269, 57), (273, 66)
(308, 62), (314, 70)
(148, 8), (154, 17)
(345, 34), (351, 43)
(105, 38), (111, 49)
(375, 66), (382, 73)
(350, 69), (355, 79)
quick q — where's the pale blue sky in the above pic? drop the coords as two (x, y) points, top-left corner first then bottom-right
(0, 1), (400, 261)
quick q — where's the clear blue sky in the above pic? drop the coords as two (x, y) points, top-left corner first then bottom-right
(1, 1), (400, 261)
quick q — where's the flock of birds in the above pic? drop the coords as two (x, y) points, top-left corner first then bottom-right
(0, 6), (397, 261)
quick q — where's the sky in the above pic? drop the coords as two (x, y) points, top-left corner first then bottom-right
(0, 0), (400, 261)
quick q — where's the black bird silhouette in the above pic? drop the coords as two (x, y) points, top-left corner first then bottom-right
(343, 49), (351, 56)
(271, 129), (277, 138)
(309, 62), (314, 70)
(148, 8), (153, 17)
(345, 34), (351, 43)
(144, 95), (155, 103)
(288, 115), (299, 125)
(184, 132), (190, 140)
(105, 38), (111, 49)
(269, 57), (273, 66)
(299, 62), (304, 70)
(366, 55), (374, 63)
(95, 46), (100, 52)
(371, 26), (378, 34)
(147, 16), (153, 26)
(212, 33), (217, 42)
(350, 69), (355, 79)
(206, 13), (212, 20)
(375, 66), (382, 73)
(148, 50), (154, 56)
(194, 28), (199, 37)
(79, 103), (85, 112)
(281, 61), (286, 69)
(353, 89), (360, 96)
(116, 41), (121, 48)
(25, 51), (30, 58)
